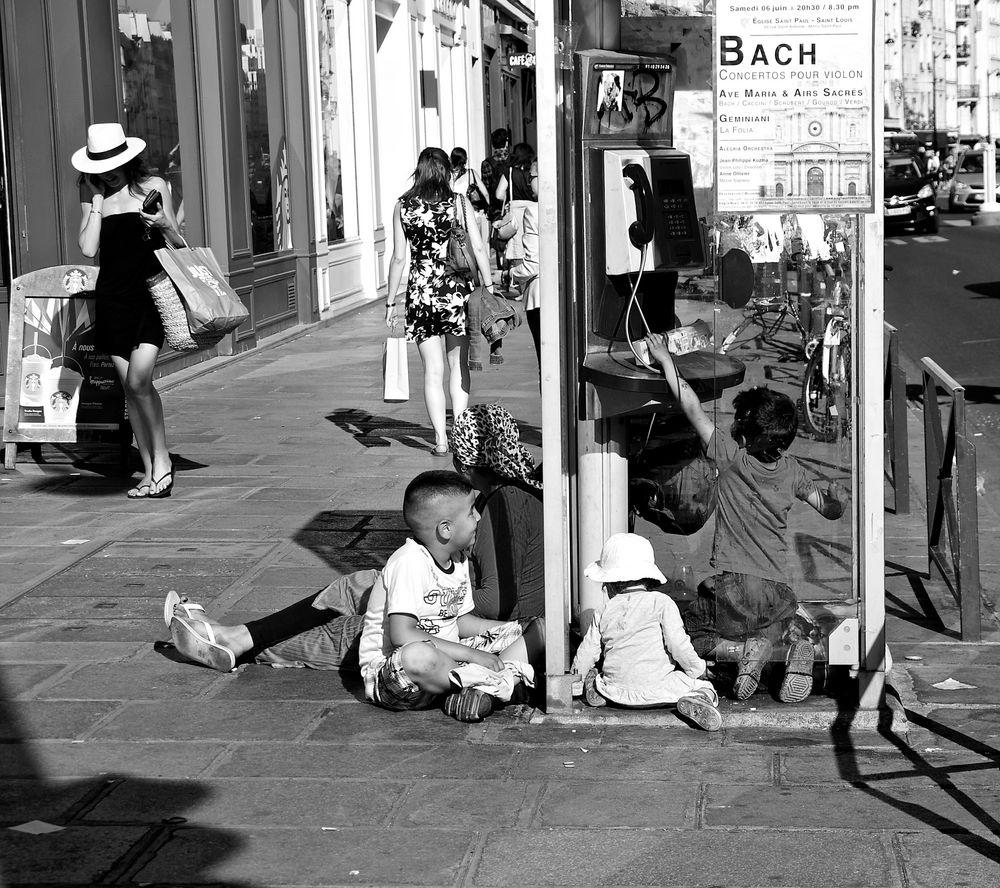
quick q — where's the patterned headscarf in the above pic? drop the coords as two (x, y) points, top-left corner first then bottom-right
(450, 404), (541, 489)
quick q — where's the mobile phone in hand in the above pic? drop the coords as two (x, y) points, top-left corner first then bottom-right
(141, 190), (162, 214)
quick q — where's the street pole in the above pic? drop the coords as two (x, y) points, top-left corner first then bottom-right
(974, 69), (1000, 225)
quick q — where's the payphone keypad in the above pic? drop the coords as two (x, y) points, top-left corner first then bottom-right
(661, 196), (693, 238)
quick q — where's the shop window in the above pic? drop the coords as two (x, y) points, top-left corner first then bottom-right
(117, 4), (184, 228)
(318, 0), (352, 244)
(240, 0), (290, 256)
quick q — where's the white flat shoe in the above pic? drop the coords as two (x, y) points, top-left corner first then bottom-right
(169, 616), (236, 672)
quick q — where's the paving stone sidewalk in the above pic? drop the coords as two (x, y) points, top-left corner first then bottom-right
(1, 302), (999, 886)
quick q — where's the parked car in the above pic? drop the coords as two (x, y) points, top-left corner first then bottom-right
(884, 152), (938, 233)
(948, 149), (1000, 212)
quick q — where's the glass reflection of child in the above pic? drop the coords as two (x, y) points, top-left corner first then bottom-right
(644, 333), (847, 704)
(571, 533), (722, 732)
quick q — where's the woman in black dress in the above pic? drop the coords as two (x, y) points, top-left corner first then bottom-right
(72, 124), (184, 498)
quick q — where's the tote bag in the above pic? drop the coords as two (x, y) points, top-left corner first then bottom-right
(382, 334), (409, 402)
(154, 242), (250, 337)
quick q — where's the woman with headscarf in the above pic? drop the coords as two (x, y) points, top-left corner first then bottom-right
(450, 403), (544, 621)
(163, 405), (545, 672)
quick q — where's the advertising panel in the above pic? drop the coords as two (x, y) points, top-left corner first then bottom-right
(714, 1), (875, 213)
(3, 266), (126, 452)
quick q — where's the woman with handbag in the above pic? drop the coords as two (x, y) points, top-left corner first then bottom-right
(385, 147), (494, 456)
(450, 147), (491, 250)
(73, 123), (185, 499)
(451, 146), (504, 369)
(495, 143), (541, 369)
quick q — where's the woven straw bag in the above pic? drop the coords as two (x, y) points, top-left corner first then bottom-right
(147, 271), (225, 352)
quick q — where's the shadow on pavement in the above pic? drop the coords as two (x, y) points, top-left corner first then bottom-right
(326, 407), (435, 450)
(0, 666), (249, 886)
(830, 627), (1000, 866)
(964, 281), (1000, 301)
(292, 509), (406, 575)
(884, 559), (960, 639)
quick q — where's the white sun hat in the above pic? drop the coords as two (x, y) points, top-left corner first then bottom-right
(71, 123), (146, 174)
(583, 532), (667, 585)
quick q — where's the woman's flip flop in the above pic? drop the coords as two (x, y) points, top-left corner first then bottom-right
(162, 592), (207, 630)
(170, 616), (236, 672)
(779, 639), (815, 703)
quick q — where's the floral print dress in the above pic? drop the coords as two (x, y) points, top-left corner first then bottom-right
(399, 196), (472, 343)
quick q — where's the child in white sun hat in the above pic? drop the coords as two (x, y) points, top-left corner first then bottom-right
(571, 532), (722, 731)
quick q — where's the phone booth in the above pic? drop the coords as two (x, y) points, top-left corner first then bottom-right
(535, 5), (885, 715)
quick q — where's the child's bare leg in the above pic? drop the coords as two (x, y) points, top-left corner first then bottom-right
(397, 641), (462, 695)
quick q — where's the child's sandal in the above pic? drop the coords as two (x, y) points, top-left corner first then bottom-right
(778, 639), (815, 703)
(583, 667), (606, 708)
(733, 636), (772, 701)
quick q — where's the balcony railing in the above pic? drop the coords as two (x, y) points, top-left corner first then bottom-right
(957, 4), (971, 21)
(958, 84), (980, 100)
(956, 43), (971, 60)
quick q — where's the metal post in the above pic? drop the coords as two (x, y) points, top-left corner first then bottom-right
(974, 70), (1000, 224)
(859, 6), (888, 712)
(535, 2), (575, 710)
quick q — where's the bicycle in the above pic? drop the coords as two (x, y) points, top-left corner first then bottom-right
(800, 298), (851, 442)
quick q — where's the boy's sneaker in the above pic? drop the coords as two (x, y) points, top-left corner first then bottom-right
(733, 636), (772, 701)
(583, 667), (606, 707)
(778, 639), (815, 703)
(676, 690), (722, 732)
(443, 688), (494, 723)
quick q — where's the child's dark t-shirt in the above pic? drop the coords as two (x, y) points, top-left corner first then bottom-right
(705, 429), (819, 583)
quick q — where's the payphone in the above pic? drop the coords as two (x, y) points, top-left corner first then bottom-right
(574, 50), (744, 421)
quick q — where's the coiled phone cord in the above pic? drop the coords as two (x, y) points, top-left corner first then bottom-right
(624, 242), (656, 370)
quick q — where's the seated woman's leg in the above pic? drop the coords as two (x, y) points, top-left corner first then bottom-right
(255, 614), (365, 670)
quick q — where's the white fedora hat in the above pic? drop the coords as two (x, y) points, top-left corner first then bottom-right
(583, 533), (667, 585)
(71, 123), (145, 174)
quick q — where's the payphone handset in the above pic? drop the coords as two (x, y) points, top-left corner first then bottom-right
(603, 149), (702, 276)
(622, 163), (655, 249)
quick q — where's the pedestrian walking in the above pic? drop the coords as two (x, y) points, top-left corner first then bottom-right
(495, 143), (540, 368)
(452, 146), (503, 367)
(385, 147), (493, 457)
(73, 123), (185, 499)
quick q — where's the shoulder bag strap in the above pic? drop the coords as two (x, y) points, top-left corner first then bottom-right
(454, 193), (478, 275)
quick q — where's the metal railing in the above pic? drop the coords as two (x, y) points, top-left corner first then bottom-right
(921, 358), (981, 642)
(957, 84), (980, 100)
(884, 323), (909, 514)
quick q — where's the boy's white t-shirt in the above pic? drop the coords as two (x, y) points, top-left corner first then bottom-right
(358, 538), (475, 695)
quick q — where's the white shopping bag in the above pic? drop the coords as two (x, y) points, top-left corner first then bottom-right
(382, 336), (409, 402)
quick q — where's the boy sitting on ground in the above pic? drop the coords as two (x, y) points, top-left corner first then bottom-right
(644, 332), (846, 704)
(357, 470), (541, 722)
(571, 532), (722, 731)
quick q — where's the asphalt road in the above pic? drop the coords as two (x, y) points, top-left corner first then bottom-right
(885, 216), (1000, 487)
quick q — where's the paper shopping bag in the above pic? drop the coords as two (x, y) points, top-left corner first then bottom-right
(155, 244), (250, 336)
(382, 336), (409, 402)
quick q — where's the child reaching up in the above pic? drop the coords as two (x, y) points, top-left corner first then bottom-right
(643, 332), (846, 704)
(571, 532), (722, 731)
